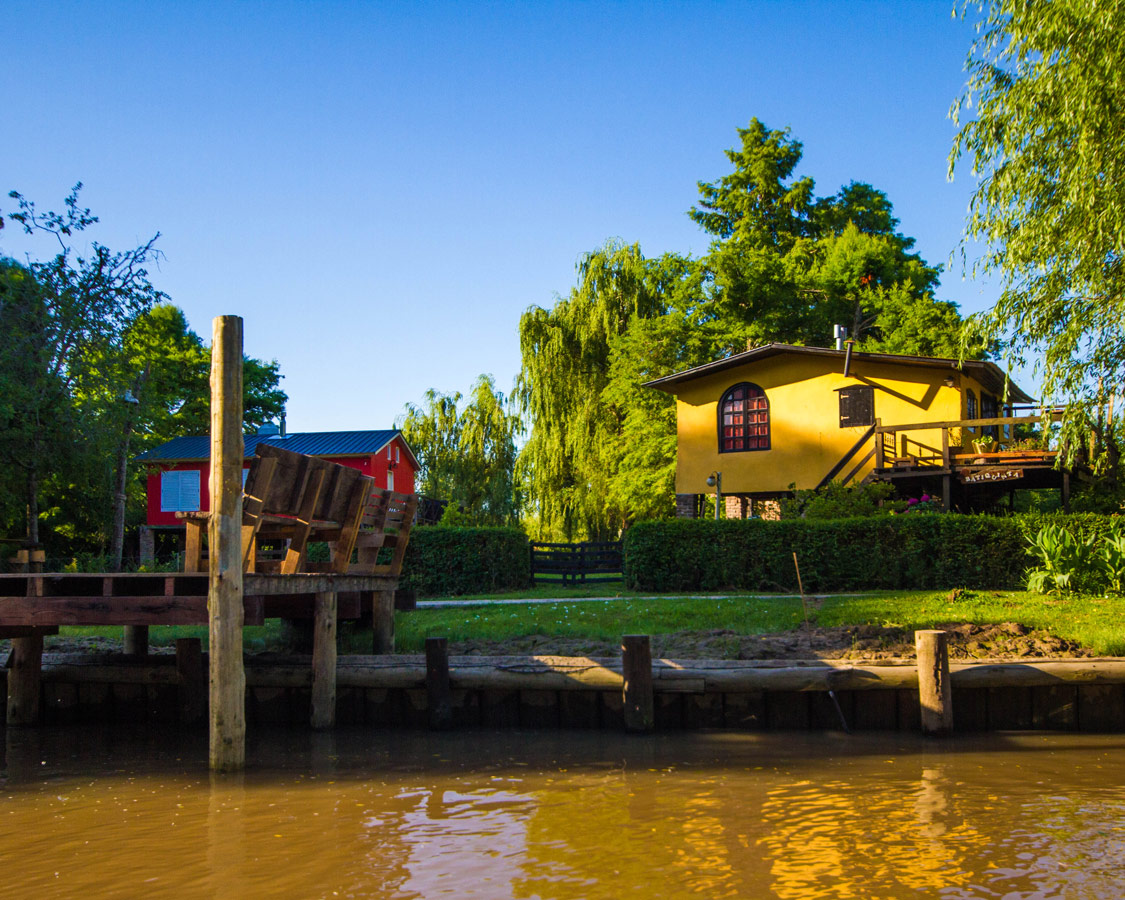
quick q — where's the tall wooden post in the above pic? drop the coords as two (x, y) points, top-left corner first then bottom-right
(7, 574), (45, 725)
(209, 316), (245, 772)
(372, 589), (395, 654)
(916, 629), (953, 736)
(622, 634), (654, 733)
(310, 591), (338, 730)
(426, 637), (453, 730)
(6, 632), (43, 726)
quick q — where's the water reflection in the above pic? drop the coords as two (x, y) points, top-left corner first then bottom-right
(1, 728), (1124, 899)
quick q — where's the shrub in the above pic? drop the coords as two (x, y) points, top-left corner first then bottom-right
(1025, 519), (1125, 595)
(778, 481), (902, 519)
(623, 514), (1120, 593)
(398, 526), (531, 596)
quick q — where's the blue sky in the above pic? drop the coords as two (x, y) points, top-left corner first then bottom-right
(3, 1), (995, 432)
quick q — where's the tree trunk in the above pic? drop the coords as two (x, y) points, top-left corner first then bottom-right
(109, 419), (133, 573)
(26, 466), (38, 546)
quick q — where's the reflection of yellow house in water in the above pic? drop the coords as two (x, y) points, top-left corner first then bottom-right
(643, 343), (1059, 516)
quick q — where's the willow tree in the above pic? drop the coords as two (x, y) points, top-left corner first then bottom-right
(400, 374), (521, 526)
(951, 0), (1125, 484)
(517, 243), (699, 540)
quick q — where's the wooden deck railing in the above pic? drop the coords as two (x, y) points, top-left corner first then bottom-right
(874, 411), (1064, 471)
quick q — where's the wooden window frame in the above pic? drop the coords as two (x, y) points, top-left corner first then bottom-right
(718, 382), (770, 453)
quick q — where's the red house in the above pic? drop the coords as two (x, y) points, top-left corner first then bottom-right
(137, 428), (420, 531)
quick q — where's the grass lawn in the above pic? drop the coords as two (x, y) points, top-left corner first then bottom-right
(46, 588), (1125, 656)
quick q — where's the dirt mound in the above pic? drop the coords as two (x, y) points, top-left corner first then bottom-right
(452, 622), (1094, 661)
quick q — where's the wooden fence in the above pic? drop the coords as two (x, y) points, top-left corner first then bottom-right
(530, 541), (623, 586)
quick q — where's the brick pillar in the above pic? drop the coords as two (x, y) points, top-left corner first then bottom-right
(675, 494), (698, 518)
(724, 495), (749, 520)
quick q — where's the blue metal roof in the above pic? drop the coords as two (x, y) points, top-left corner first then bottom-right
(137, 429), (409, 462)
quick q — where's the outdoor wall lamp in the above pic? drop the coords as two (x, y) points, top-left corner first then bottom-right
(706, 471), (722, 521)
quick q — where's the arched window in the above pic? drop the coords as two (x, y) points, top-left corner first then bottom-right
(719, 383), (769, 452)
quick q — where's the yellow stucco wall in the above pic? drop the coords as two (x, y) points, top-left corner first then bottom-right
(673, 355), (978, 495)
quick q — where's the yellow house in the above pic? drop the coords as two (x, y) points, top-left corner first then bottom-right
(643, 343), (1052, 516)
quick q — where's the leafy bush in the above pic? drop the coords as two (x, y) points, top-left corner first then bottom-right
(623, 514), (1121, 593)
(1100, 530), (1125, 595)
(1025, 520), (1125, 595)
(1024, 524), (1095, 594)
(778, 481), (902, 519)
(398, 526), (531, 596)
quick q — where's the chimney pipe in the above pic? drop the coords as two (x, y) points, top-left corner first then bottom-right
(833, 324), (848, 351)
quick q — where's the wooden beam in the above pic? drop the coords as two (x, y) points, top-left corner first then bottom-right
(310, 591), (337, 730)
(0, 595), (263, 626)
(876, 413), (1058, 434)
(27, 653), (1125, 694)
(0, 626), (58, 639)
(243, 573), (399, 595)
(816, 422), (878, 489)
(208, 315), (246, 773)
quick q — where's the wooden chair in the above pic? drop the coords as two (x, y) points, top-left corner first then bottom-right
(179, 444), (373, 575)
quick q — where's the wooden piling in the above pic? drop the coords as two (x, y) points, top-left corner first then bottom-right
(622, 634), (654, 733)
(916, 629), (953, 735)
(6, 569), (45, 725)
(372, 589), (395, 654)
(124, 626), (149, 657)
(426, 637), (453, 730)
(6, 632), (44, 725)
(310, 591), (337, 730)
(208, 315), (246, 772)
(176, 637), (205, 725)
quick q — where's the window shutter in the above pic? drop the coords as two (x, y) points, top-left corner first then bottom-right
(838, 386), (874, 427)
(161, 470), (201, 512)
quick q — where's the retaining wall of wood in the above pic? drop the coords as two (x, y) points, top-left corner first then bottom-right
(5, 653), (1125, 733)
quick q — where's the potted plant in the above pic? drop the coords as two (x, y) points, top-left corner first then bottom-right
(972, 434), (997, 455)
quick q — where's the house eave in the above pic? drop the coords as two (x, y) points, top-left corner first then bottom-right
(642, 343), (1035, 404)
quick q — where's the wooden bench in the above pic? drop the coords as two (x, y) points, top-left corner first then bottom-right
(308, 486), (418, 576)
(350, 487), (419, 576)
(179, 444), (374, 575)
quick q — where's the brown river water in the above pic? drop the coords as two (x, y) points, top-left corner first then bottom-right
(2, 725), (1124, 899)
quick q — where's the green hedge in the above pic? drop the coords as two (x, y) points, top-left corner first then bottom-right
(399, 526), (531, 597)
(623, 514), (1120, 593)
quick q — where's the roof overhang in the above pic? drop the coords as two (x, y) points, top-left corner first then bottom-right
(642, 343), (1035, 404)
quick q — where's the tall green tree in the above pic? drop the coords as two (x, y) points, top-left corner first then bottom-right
(1, 185), (166, 547)
(950, 0), (1125, 482)
(400, 374), (521, 526)
(692, 118), (962, 356)
(72, 304), (286, 566)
